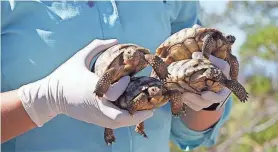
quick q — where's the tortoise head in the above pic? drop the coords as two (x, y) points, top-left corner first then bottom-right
(123, 49), (144, 66)
(147, 86), (163, 98)
(225, 35), (236, 44)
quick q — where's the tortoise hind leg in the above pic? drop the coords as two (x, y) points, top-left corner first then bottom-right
(227, 53), (239, 80)
(224, 80), (249, 102)
(135, 122), (148, 138)
(171, 101), (187, 118)
(104, 128), (116, 145)
(166, 90), (185, 117)
(94, 66), (125, 97)
(144, 54), (170, 81)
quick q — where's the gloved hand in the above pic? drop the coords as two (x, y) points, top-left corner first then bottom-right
(18, 39), (153, 129)
(181, 52), (232, 111)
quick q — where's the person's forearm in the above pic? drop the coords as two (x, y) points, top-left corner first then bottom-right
(1, 90), (37, 143)
(181, 107), (224, 131)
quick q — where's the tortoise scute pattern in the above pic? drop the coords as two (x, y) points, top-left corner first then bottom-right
(94, 44), (126, 76)
(166, 59), (222, 93)
(125, 76), (163, 100)
(206, 68), (224, 81)
(167, 59), (213, 81)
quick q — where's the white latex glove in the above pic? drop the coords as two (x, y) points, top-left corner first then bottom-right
(181, 52), (232, 111)
(18, 39), (153, 129)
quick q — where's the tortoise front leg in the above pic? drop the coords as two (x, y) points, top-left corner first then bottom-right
(135, 122), (148, 138)
(104, 128), (116, 145)
(94, 66), (125, 97)
(222, 79), (249, 103)
(94, 64), (135, 98)
(165, 90), (185, 117)
(227, 53), (239, 81)
(144, 54), (170, 81)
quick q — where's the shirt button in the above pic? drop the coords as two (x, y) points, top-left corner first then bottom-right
(87, 1), (94, 8)
(105, 7), (113, 13)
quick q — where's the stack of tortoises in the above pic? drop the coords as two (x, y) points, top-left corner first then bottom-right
(103, 76), (184, 145)
(155, 24), (239, 80)
(151, 24), (248, 103)
(91, 43), (169, 97)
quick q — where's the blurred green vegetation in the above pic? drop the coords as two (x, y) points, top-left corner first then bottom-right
(170, 1), (278, 152)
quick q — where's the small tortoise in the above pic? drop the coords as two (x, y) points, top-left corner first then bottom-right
(104, 76), (184, 145)
(92, 43), (169, 97)
(155, 24), (239, 81)
(165, 58), (248, 103)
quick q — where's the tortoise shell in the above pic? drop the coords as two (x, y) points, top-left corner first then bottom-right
(93, 43), (150, 77)
(115, 76), (169, 112)
(156, 24), (231, 63)
(165, 58), (248, 103)
(165, 58), (224, 94)
(155, 24), (239, 81)
(92, 43), (169, 97)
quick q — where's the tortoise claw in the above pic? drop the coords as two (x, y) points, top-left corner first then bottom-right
(172, 113), (181, 118)
(141, 132), (148, 138)
(105, 136), (116, 146)
(172, 107), (187, 118)
(104, 128), (116, 146)
(135, 122), (148, 139)
(106, 138), (116, 146)
(241, 93), (249, 103)
(225, 80), (249, 102)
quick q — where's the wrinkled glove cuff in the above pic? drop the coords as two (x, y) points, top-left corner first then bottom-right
(18, 77), (57, 127)
(203, 91), (232, 111)
(203, 103), (220, 111)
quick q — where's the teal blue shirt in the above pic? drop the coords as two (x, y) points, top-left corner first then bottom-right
(1, 1), (232, 152)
